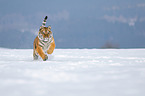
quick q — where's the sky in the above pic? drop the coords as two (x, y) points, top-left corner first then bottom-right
(0, 0), (145, 48)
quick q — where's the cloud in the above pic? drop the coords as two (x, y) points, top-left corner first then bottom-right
(0, 10), (69, 34)
(139, 17), (145, 22)
(103, 15), (137, 26)
(103, 6), (120, 11)
(49, 10), (69, 22)
(0, 14), (36, 32)
(104, 3), (145, 11)
(137, 3), (145, 8)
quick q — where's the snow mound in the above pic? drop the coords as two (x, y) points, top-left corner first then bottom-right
(0, 48), (145, 96)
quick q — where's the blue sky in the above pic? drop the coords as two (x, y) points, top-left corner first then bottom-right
(0, 0), (145, 48)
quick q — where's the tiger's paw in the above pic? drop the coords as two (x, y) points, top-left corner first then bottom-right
(33, 54), (38, 60)
(43, 55), (48, 61)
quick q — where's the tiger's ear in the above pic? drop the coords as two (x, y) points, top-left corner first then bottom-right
(48, 26), (51, 31)
(39, 26), (43, 31)
(48, 26), (51, 30)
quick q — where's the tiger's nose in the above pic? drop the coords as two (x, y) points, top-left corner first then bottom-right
(44, 37), (48, 41)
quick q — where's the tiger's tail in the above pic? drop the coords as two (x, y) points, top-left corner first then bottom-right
(42, 16), (48, 27)
(40, 16), (48, 30)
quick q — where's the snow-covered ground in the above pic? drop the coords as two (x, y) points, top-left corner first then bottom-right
(0, 48), (145, 96)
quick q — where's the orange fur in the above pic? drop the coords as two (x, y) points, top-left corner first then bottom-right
(33, 26), (55, 61)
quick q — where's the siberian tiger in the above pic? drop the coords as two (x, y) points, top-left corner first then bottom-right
(33, 16), (55, 61)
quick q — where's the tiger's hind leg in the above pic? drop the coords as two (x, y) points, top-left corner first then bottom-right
(33, 37), (39, 60)
(33, 50), (38, 60)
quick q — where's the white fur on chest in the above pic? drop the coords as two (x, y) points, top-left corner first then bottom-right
(38, 33), (53, 53)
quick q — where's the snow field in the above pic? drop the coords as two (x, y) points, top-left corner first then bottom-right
(0, 48), (145, 96)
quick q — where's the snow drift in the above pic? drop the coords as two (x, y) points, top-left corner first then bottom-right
(0, 48), (145, 96)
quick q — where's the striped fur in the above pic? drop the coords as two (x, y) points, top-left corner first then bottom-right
(33, 16), (55, 61)
(39, 16), (48, 31)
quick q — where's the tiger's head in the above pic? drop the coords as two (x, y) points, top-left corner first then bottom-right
(38, 26), (52, 42)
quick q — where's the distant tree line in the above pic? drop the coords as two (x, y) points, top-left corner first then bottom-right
(101, 41), (119, 49)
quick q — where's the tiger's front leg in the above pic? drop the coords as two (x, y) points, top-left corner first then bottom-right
(36, 46), (48, 61)
(47, 39), (55, 54)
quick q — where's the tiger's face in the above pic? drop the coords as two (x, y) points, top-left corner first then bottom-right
(38, 26), (52, 41)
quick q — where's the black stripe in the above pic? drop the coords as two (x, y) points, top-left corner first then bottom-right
(39, 44), (43, 48)
(35, 43), (37, 49)
(39, 40), (45, 45)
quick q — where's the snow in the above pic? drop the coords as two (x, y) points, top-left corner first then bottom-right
(0, 48), (145, 96)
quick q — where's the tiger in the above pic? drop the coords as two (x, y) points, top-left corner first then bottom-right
(33, 16), (55, 61)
